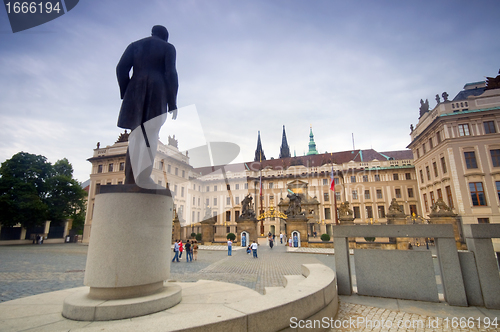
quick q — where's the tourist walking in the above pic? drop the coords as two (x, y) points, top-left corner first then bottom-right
(172, 240), (180, 262)
(185, 240), (192, 262)
(227, 239), (232, 256)
(179, 240), (183, 258)
(288, 236), (292, 247)
(250, 241), (258, 258)
(269, 236), (274, 249)
(280, 233), (283, 244)
(192, 240), (198, 261)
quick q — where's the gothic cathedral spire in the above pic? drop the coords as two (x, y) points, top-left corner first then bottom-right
(279, 125), (291, 159)
(254, 131), (266, 162)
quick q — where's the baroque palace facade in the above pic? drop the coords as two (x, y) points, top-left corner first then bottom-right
(83, 71), (500, 251)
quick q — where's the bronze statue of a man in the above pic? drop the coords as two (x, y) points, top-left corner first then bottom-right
(116, 25), (178, 188)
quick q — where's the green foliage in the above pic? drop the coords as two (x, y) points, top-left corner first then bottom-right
(226, 232), (236, 241)
(190, 232), (196, 238)
(0, 152), (87, 228)
(364, 237), (376, 242)
(320, 233), (330, 241)
(195, 233), (202, 241)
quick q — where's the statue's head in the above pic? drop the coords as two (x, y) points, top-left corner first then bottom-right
(152, 25), (169, 41)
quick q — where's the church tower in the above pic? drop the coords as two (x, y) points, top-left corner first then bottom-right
(306, 126), (318, 155)
(254, 131), (266, 162)
(279, 125), (291, 159)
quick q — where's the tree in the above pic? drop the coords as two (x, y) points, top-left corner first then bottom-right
(226, 233), (236, 241)
(0, 153), (87, 229)
(0, 152), (51, 228)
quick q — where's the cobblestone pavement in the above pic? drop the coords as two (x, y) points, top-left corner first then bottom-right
(0, 242), (496, 331)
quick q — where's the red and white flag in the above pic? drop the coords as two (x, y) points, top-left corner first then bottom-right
(330, 166), (335, 191)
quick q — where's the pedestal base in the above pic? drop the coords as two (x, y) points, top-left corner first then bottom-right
(62, 285), (182, 321)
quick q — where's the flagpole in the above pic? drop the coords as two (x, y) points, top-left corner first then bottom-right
(330, 154), (339, 225)
(259, 151), (264, 236)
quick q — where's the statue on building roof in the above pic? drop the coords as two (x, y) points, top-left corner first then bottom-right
(96, 142), (100, 149)
(442, 92), (449, 102)
(115, 130), (129, 143)
(410, 124), (414, 133)
(485, 69), (500, 90)
(419, 99), (430, 117)
(435, 94), (440, 104)
(168, 135), (178, 148)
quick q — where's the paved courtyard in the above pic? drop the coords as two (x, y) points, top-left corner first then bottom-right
(0, 242), (498, 331)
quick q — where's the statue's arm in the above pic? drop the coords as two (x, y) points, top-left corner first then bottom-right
(116, 44), (134, 99)
(165, 43), (178, 112)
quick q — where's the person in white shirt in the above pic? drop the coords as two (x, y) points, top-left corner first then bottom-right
(250, 241), (258, 258)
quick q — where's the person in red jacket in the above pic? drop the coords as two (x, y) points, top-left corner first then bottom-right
(178, 240), (183, 259)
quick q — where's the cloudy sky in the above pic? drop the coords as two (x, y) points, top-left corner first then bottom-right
(1, 0), (499, 182)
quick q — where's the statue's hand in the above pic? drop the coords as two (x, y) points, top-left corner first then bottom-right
(169, 105), (178, 120)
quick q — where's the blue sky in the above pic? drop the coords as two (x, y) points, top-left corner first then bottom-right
(1, 0), (499, 182)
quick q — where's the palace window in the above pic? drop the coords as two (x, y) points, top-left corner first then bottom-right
(364, 190), (370, 199)
(226, 211), (231, 222)
(323, 178), (328, 185)
(395, 188), (402, 198)
(436, 131), (442, 144)
(426, 166), (431, 181)
(407, 188), (414, 198)
(235, 184), (240, 190)
(244, 183), (248, 189)
(433, 162), (438, 177)
(469, 182), (486, 206)
(496, 181), (500, 202)
(206, 186), (209, 192)
(419, 170), (424, 183)
(351, 176), (356, 183)
(423, 194), (428, 212)
(226, 197), (230, 205)
(416, 149), (420, 159)
(464, 151), (478, 169)
(393, 173), (399, 181)
(108, 163), (113, 172)
(405, 173), (411, 180)
(458, 124), (470, 136)
(235, 196), (240, 205)
(410, 205), (417, 215)
(363, 175), (368, 182)
(193, 197), (196, 205)
(430, 191), (435, 205)
(478, 218), (490, 224)
(484, 121), (496, 134)
(167, 164), (171, 173)
(324, 208), (331, 220)
(446, 186), (454, 208)
(174, 185), (177, 195)
(335, 192), (341, 201)
(175, 167), (178, 176)
(97, 164), (103, 173)
(441, 157), (447, 174)
(437, 188), (442, 200)
(429, 138), (433, 149)
(352, 190), (358, 200)
(119, 162), (125, 171)
(490, 149), (500, 167)
(353, 206), (360, 219)
(334, 178), (340, 184)
(206, 198), (209, 206)
(213, 197), (217, 206)
(182, 170), (185, 178)
(378, 206), (386, 218)
(376, 189), (383, 199)
(181, 187), (184, 197)
(269, 182), (274, 189)
(214, 185), (217, 191)
(227, 184), (230, 190)
(324, 192), (329, 201)
(422, 143), (426, 154)
(374, 174), (380, 181)
(366, 206), (373, 219)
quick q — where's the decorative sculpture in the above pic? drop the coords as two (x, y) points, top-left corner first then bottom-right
(435, 94), (440, 104)
(430, 198), (453, 214)
(388, 198), (404, 214)
(240, 194), (256, 219)
(485, 69), (500, 90)
(419, 99), (429, 117)
(116, 25), (178, 188)
(285, 193), (304, 216)
(442, 92), (449, 102)
(338, 201), (353, 217)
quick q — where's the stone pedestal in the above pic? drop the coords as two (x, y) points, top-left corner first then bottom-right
(62, 185), (181, 321)
(339, 216), (356, 248)
(236, 216), (258, 245)
(430, 214), (464, 249)
(386, 200), (409, 250)
(287, 215), (309, 247)
(200, 216), (216, 244)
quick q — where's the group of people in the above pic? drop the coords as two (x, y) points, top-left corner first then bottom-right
(245, 241), (259, 258)
(278, 232), (300, 247)
(172, 239), (198, 262)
